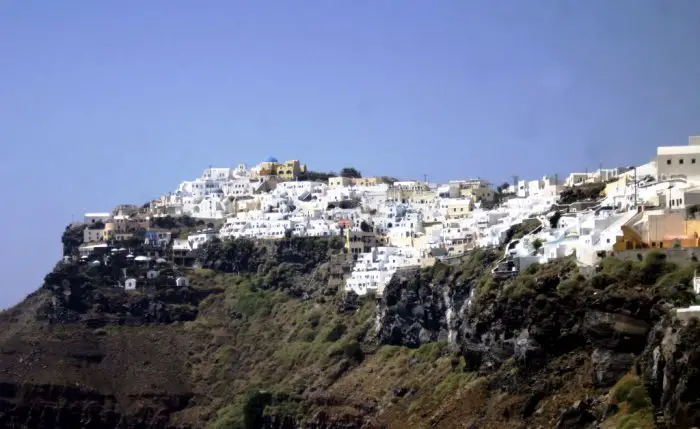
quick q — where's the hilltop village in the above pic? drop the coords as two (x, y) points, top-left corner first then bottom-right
(70, 136), (700, 299)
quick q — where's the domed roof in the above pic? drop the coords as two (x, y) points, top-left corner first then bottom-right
(264, 156), (278, 163)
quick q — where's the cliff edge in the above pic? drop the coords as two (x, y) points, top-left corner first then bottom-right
(2, 238), (700, 428)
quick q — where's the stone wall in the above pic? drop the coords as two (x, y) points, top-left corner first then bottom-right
(611, 247), (700, 265)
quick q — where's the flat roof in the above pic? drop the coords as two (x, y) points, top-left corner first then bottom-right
(79, 243), (109, 249)
(657, 145), (700, 155)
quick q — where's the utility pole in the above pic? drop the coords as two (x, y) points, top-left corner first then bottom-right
(634, 167), (638, 209)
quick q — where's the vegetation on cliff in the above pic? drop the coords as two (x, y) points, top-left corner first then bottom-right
(4, 234), (700, 428)
(558, 182), (606, 205)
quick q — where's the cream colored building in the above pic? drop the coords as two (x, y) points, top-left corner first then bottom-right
(657, 136), (700, 181)
(442, 198), (473, 219)
(329, 177), (352, 187)
(328, 176), (381, 187)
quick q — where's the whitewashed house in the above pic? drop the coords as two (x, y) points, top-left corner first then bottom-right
(345, 247), (421, 296)
(84, 212), (111, 225)
(188, 229), (217, 250)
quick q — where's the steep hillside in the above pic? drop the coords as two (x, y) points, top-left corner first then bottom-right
(3, 237), (700, 428)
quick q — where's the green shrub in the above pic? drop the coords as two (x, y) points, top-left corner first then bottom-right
(475, 274), (495, 297)
(323, 323), (346, 342)
(296, 328), (316, 342)
(612, 374), (643, 404)
(556, 278), (580, 296)
(590, 273), (615, 290)
(328, 340), (364, 363)
(507, 274), (536, 299)
(412, 341), (447, 362)
(626, 386), (652, 412)
(524, 262), (540, 275)
(377, 345), (404, 360)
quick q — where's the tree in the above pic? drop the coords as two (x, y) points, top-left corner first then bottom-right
(297, 170), (336, 182)
(532, 238), (543, 251)
(549, 211), (562, 229)
(497, 182), (510, 193)
(340, 167), (362, 178)
(379, 176), (399, 184)
(62, 225), (84, 256)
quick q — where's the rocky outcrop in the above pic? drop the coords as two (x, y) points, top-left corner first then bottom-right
(639, 317), (700, 428)
(0, 383), (192, 429)
(260, 412), (370, 429)
(9, 240), (700, 429)
(375, 249), (498, 348)
(374, 268), (454, 347)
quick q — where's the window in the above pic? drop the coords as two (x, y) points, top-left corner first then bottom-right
(680, 159), (684, 164)
(693, 159), (697, 164)
(667, 160), (672, 165)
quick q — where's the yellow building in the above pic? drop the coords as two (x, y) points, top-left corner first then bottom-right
(613, 210), (700, 251)
(256, 157), (307, 180)
(352, 177), (380, 186)
(460, 187), (495, 203)
(277, 160), (307, 180)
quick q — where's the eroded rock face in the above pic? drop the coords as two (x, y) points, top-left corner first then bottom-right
(376, 269), (473, 348)
(260, 411), (371, 429)
(0, 384), (192, 429)
(375, 251), (498, 349)
(590, 349), (635, 387)
(639, 318), (700, 428)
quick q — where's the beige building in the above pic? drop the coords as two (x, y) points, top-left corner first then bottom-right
(329, 177), (352, 187)
(328, 176), (381, 187)
(345, 228), (381, 255)
(657, 136), (700, 181)
(442, 198), (473, 219)
(408, 191), (437, 204)
(460, 187), (495, 203)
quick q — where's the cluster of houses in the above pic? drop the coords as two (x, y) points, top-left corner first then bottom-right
(74, 137), (700, 300)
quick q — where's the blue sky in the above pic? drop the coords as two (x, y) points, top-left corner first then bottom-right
(1, 0), (699, 308)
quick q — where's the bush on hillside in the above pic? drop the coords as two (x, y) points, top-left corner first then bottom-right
(558, 182), (605, 205)
(339, 167), (362, 178)
(62, 225), (84, 256)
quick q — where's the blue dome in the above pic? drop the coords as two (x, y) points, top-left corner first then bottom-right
(264, 156), (278, 163)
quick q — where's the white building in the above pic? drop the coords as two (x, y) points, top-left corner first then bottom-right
(188, 229), (217, 250)
(345, 247), (421, 296)
(84, 212), (110, 225)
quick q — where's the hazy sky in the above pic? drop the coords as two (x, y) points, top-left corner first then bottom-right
(1, 0), (699, 308)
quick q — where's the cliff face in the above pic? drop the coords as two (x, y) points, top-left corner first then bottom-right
(639, 318), (700, 428)
(3, 239), (700, 429)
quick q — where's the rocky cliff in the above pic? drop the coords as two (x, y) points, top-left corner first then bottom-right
(3, 237), (700, 428)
